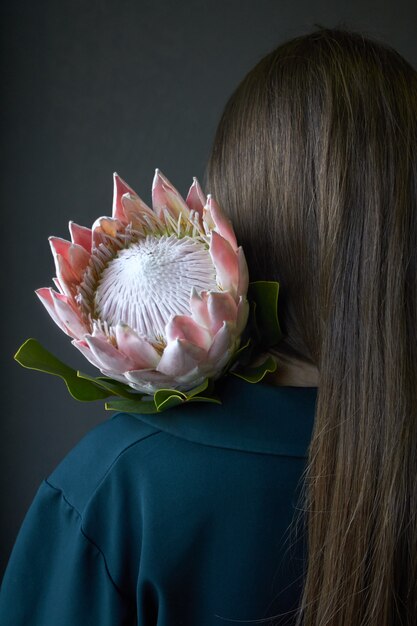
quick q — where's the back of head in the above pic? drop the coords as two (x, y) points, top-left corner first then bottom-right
(205, 26), (417, 626)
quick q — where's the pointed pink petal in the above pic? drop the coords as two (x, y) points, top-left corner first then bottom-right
(209, 231), (239, 295)
(69, 221), (92, 253)
(175, 367), (207, 386)
(207, 320), (234, 366)
(121, 193), (159, 230)
(49, 236), (90, 279)
(237, 246), (249, 298)
(52, 255), (78, 297)
(84, 334), (136, 374)
(114, 323), (161, 369)
(189, 288), (211, 329)
(156, 338), (206, 377)
(202, 204), (215, 230)
(207, 291), (237, 335)
(205, 194), (238, 251)
(185, 177), (206, 220)
(49, 238), (79, 284)
(97, 370), (134, 384)
(91, 216), (125, 248)
(165, 314), (213, 351)
(112, 172), (138, 223)
(151, 168), (191, 221)
(124, 369), (170, 385)
(236, 296), (250, 335)
(71, 338), (105, 370)
(35, 287), (87, 339)
(35, 287), (73, 336)
(52, 277), (65, 295)
(128, 366), (206, 390)
(49, 290), (88, 339)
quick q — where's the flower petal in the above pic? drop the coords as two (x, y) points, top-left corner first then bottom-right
(165, 315), (213, 351)
(112, 172), (138, 223)
(152, 169), (191, 221)
(50, 255), (77, 297)
(71, 338), (105, 370)
(98, 369), (135, 385)
(114, 323), (161, 369)
(52, 277), (65, 295)
(206, 320), (235, 367)
(49, 238), (79, 282)
(205, 194), (237, 251)
(91, 216), (125, 249)
(35, 287), (74, 336)
(207, 291), (238, 336)
(49, 236), (90, 280)
(69, 221), (92, 253)
(124, 368), (170, 385)
(236, 296), (250, 335)
(189, 287), (211, 329)
(185, 177), (205, 220)
(202, 205), (215, 230)
(124, 369), (177, 393)
(175, 367), (207, 387)
(121, 193), (160, 231)
(199, 322), (232, 380)
(237, 246), (249, 298)
(49, 290), (88, 339)
(35, 287), (87, 339)
(156, 338), (206, 377)
(209, 230), (239, 295)
(84, 333), (136, 374)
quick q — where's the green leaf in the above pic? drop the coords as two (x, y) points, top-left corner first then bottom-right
(77, 371), (142, 399)
(186, 395), (222, 405)
(231, 354), (278, 383)
(182, 377), (210, 398)
(248, 300), (260, 343)
(105, 387), (223, 413)
(105, 398), (159, 413)
(228, 336), (253, 370)
(155, 394), (185, 412)
(14, 338), (110, 401)
(234, 336), (252, 358)
(154, 387), (186, 411)
(247, 281), (282, 348)
(154, 387), (187, 402)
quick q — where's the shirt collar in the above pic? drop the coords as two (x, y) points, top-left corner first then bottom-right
(123, 374), (318, 458)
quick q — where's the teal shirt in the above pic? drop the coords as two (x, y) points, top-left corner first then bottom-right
(0, 374), (317, 625)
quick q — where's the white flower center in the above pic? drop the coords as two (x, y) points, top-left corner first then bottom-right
(93, 234), (218, 342)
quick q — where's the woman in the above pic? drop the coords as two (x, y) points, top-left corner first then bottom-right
(1, 25), (416, 626)
(205, 25), (417, 625)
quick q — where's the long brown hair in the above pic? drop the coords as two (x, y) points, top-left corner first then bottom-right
(205, 26), (417, 626)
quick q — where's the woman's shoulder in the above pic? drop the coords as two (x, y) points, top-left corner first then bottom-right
(46, 412), (163, 515)
(45, 377), (317, 519)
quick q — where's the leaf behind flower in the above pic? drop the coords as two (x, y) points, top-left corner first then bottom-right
(14, 338), (110, 401)
(247, 281), (282, 348)
(230, 354), (278, 383)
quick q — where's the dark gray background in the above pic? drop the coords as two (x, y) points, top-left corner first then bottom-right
(1, 0), (416, 576)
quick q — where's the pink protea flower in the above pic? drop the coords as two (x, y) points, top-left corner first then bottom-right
(35, 170), (250, 394)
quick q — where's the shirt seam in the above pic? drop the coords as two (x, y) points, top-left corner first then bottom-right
(44, 477), (134, 605)
(48, 427), (162, 512)
(80, 428), (163, 510)
(45, 428), (162, 601)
